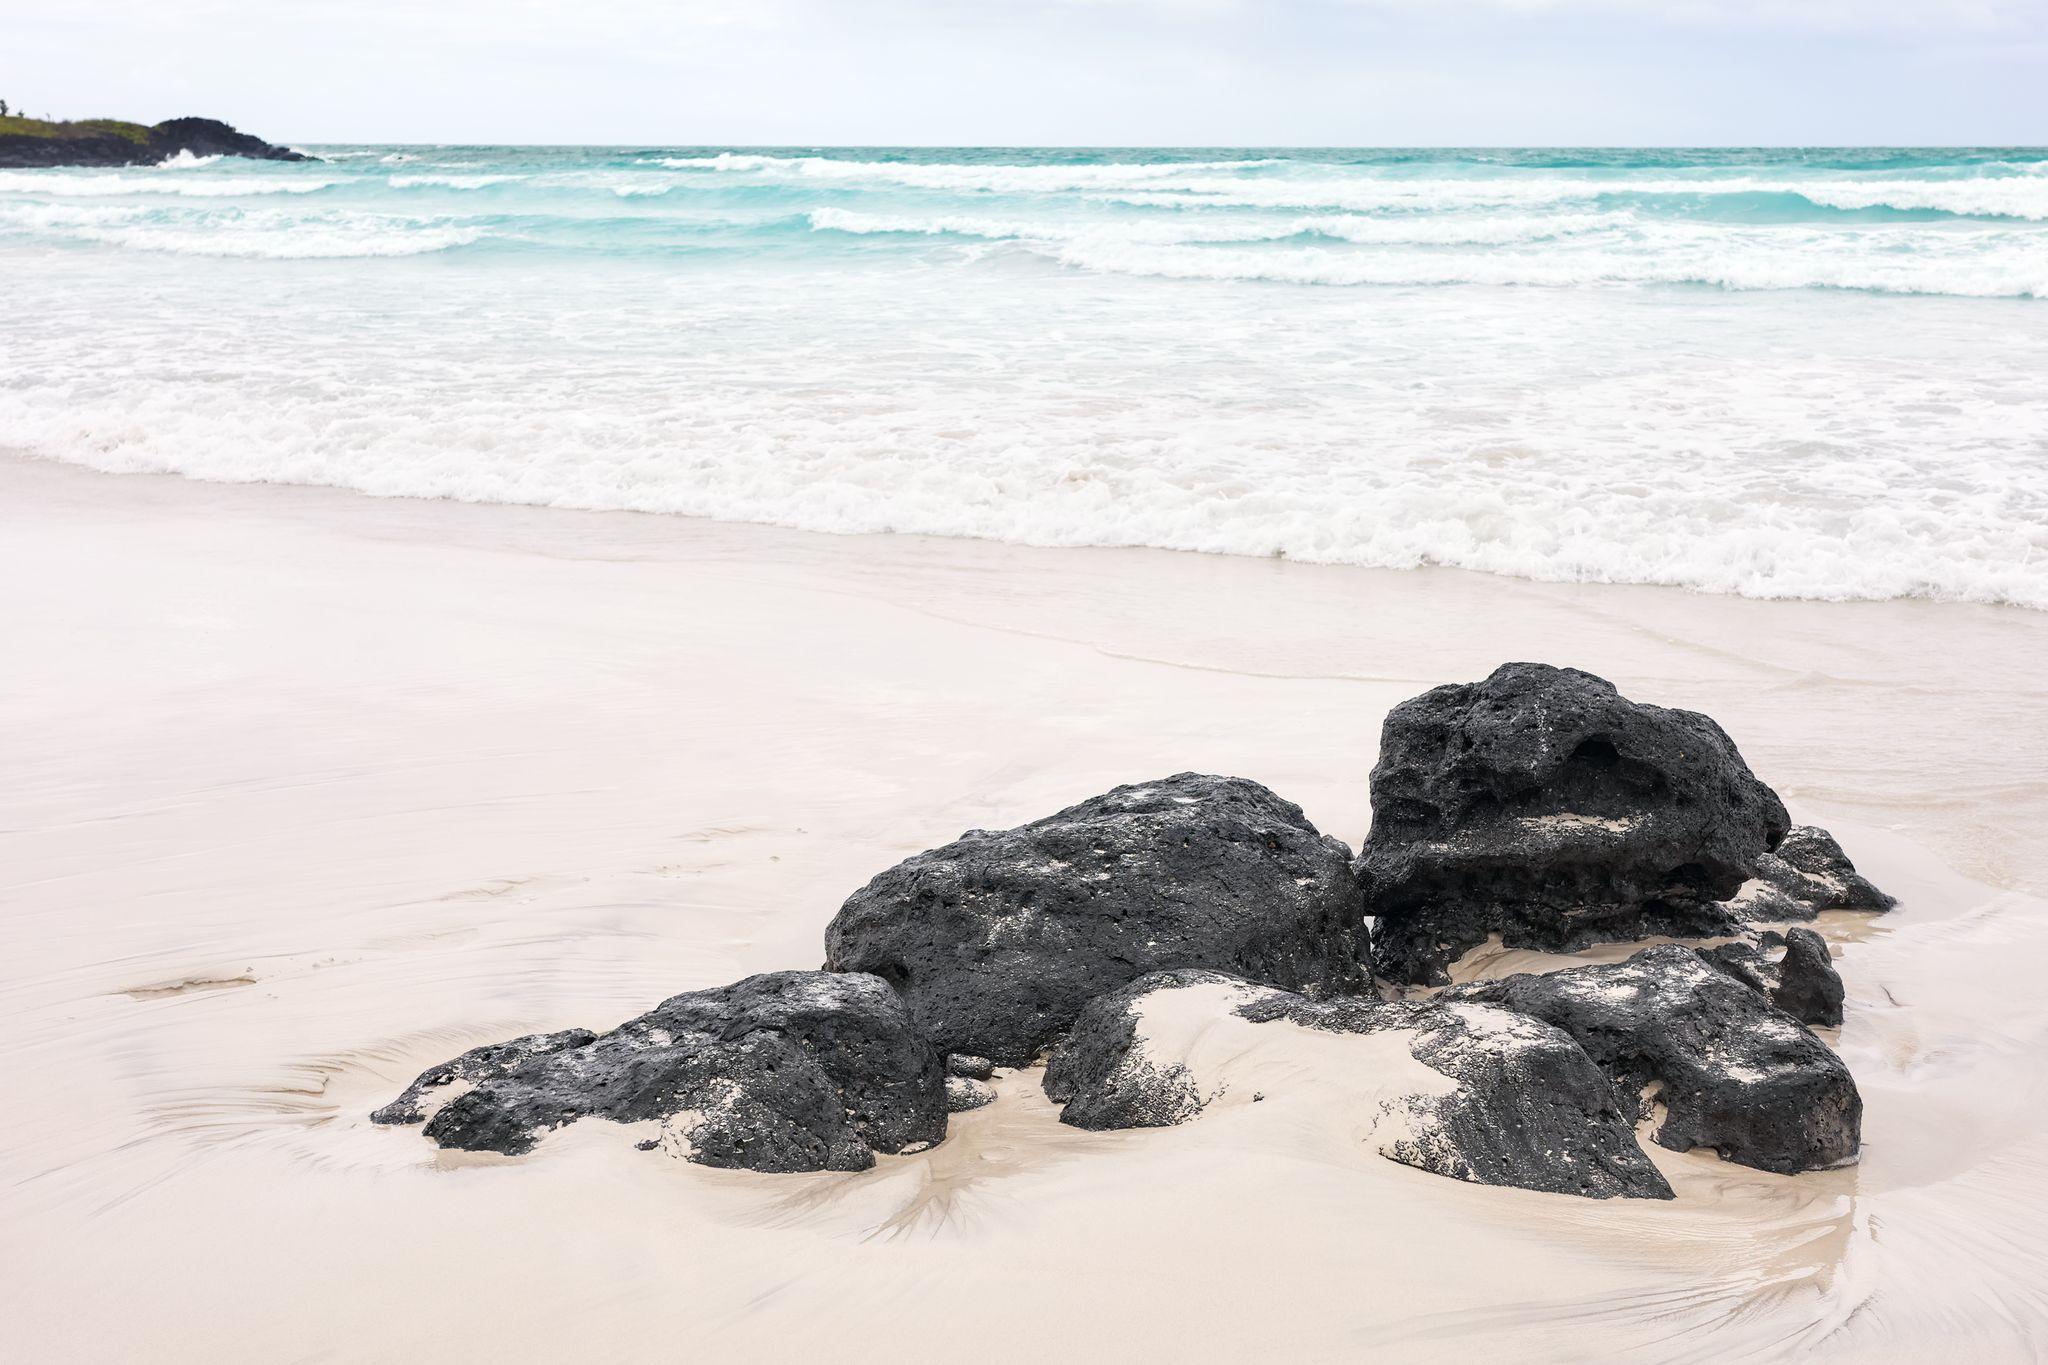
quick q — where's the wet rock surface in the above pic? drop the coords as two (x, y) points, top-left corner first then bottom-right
(1728, 825), (1896, 923)
(1044, 968), (1672, 1199)
(1361, 664), (1792, 985)
(825, 773), (1368, 1066)
(1447, 945), (1860, 1174)
(374, 971), (945, 1171)
(1701, 927), (1846, 1028)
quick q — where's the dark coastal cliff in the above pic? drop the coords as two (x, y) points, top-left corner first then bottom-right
(0, 115), (311, 168)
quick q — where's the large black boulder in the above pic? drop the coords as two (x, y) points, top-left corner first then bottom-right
(1446, 944), (1860, 1173)
(373, 971), (946, 1171)
(1043, 968), (1671, 1199)
(823, 774), (1369, 1066)
(1362, 663), (1791, 984)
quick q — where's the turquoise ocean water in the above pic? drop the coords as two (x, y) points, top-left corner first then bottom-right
(2, 146), (2044, 602)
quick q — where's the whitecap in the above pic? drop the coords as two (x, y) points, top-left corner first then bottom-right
(387, 173), (528, 190)
(1036, 237), (2047, 298)
(0, 171), (340, 197)
(806, 206), (1637, 248)
(0, 202), (484, 258)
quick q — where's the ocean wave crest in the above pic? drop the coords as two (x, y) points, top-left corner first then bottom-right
(387, 173), (529, 190)
(641, 153), (1294, 193)
(806, 206), (1638, 247)
(0, 171), (341, 198)
(1038, 238), (2047, 297)
(0, 202), (483, 258)
(610, 152), (2048, 219)
(1091, 175), (2048, 220)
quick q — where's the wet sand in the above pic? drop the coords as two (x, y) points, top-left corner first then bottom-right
(3, 452), (2045, 1361)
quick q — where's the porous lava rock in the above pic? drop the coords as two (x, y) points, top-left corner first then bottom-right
(1361, 663), (1791, 984)
(373, 971), (946, 1171)
(1726, 825), (1896, 923)
(824, 774), (1368, 1066)
(1446, 945), (1859, 1173)
(945, 1077), (997, 1112)
(371, 1027), (597, 1126)
(1043, 968), (1672, 1200)
(1701, 927), (1846, 1028)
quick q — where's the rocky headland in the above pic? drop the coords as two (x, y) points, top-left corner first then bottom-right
(0, 115), (309, 168)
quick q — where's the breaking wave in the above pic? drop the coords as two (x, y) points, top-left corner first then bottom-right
(805, 206), (1639, 247)
(1038, 237), (2048, 297)
(0, 202), (483, 258)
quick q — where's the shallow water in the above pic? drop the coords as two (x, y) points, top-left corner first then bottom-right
(3, 146), (2045, 605)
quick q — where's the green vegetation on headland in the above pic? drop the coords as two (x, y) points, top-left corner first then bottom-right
(0, 107), (309, 168)
(0, 114), (152, 144)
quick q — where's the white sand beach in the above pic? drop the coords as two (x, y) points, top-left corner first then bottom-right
(4, 451), (2046, 1360)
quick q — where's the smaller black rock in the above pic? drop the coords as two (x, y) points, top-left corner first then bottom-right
(1044, 968), (1672, 1200)
(945, 1077), (997, 1112)
(1727, 825), (1896, 923)
(372, 1027), (597, 1126)
(375, 971), (946, 1172)
(1701, 927), (1846, 1028)
(1447, 945), (1860, 1174)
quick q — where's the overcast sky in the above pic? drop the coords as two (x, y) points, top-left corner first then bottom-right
(11, 0), (2045, 145)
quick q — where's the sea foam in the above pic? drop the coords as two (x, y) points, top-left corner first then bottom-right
(2, 144), (2044, 606)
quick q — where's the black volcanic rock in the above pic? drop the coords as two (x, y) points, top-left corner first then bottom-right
(1765, 928), (1848, 1027)
(0, 116), (308, 169)
(1391, 998), (1672, 1199)
(1447, 944), (1860, 1174)
(823, 774), (1369, 1066)
(1728, 825), (1896, 923)
(371, 1027), (597, 1126)
(1701, 927), (1846, 1028)
(1362, 663), (1791, 984)
(373, 971), (946, 1171)
(1775, 828), (1892, 908)
(146, 117), (306, 162)
(1043, 967), (1671, 1199)
(1042, 967), (1231, 1131)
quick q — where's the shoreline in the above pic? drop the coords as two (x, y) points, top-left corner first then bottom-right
(4, 453), (2045, 1359)
(10, 448), (2038, 884)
